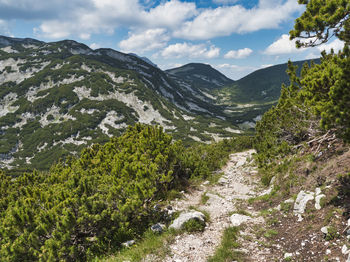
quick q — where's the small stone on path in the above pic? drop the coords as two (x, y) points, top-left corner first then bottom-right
(230, 213), (251, 226)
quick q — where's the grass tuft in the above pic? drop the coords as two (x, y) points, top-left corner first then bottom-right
(207, 226), (244, 262)
(96, 230), (174, 262)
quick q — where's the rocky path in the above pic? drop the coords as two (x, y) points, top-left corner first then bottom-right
(162, 149), (268, 262)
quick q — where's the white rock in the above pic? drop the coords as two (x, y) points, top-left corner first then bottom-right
(348, 218), (350, 227)
(284, 198), (295, 204)
(315, 187), (322, 196)
(169, 211), (205, 230)
(315, 194), (326, 210)
(321, 226), (329, 234)
(326, 249), (331, 255)
(342, 245), (350, 255)
(230, 213), (251, 226)
(122, 240), (135, 247)
(294, 191), (314, 221)
(270, 176), (276, 185)
(284, 252), (293, 259)
(218, 177), (228, 185)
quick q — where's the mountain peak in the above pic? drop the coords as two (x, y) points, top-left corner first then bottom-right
(166, 62), (234, 89)
(0, 35), (43, 47)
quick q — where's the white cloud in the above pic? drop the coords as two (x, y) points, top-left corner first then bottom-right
(305, 52), (320, 60)
(317, 39), (344, 53)
(174, 0), (302, 40)
(33, 0), (141, 39)
(0, 0), (303, 45)
(161, 42), (220, 59)
(0, 19), (11, 36)
(119, 28), (170, 53)
(265, 34), (345, 57)
(214, 63), (258, 80)
(143, 0), (197, 29)
(213, 0), (239, 4)
(215, 63), (239, 69)
(29, 0), (196, 40)
(260, 64), (273, 68)
(0, 0), (303, 42)
(224, 48), (253, 59)
(264, 34), (304, 55)
(79, 33), (91, 40)
(35, 21), (73, 39)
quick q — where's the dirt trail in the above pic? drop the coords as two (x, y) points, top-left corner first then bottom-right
(162, 149), (268, 262)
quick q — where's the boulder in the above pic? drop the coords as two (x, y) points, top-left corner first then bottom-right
(169, 211), (205, 230)
(151, 223), (165, 234)
(230, 213), (251, 226)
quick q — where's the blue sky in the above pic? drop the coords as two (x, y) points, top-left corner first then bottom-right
(0, 0), (344, 79)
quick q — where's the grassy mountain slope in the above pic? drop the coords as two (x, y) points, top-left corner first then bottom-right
(166, 63), (234, 90)
(214, 59), (321, 105)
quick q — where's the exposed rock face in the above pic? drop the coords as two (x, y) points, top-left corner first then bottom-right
(169, 211), (206, 230)
(293, 190), (314, 221)
(293, 188), (326, 221)
(315, 192), (325, 210)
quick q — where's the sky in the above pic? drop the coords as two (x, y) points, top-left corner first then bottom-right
(0, 0), (345, 80)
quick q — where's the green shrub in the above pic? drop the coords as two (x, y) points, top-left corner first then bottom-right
(0, 125), (184, 261)
(182, 218), (206, 233)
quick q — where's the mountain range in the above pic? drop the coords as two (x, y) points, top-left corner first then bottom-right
(0, 35), (319, 171)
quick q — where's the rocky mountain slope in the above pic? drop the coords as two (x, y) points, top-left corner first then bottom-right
(0, 36), (242, 171)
